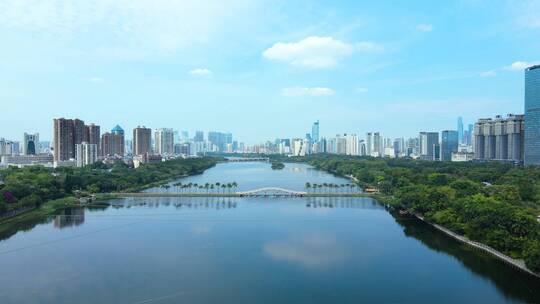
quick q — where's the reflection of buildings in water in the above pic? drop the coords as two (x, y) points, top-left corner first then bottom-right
(305, 197), (380, 209)
(54, 207), (85, 229)
(115, 197), (238, 210)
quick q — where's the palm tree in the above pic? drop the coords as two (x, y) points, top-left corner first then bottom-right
(323, 183), (328, 193)
(305, 182), (311, 193)
(210, 184), (215, 193)
(227, 183), (232, 193)
(232, 182), (238, 193)
(204, 183), (210, 193)
(221, 184), (226, 193)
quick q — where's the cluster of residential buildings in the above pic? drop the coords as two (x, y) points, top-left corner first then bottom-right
(1, 65), (539, 168)
(1, 121), (238, 168)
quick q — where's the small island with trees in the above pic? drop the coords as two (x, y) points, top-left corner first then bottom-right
(271, 161), (285, 170)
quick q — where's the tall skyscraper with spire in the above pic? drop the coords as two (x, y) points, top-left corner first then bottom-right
(311, 120), (320, 142)
(457, 116), (464, 144)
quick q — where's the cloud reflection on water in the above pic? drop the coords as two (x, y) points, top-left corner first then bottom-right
(263, 233), (349, 270)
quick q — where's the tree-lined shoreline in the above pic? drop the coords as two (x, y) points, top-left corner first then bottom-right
(0, 157), (219, 221)
(283, 154), (540, 274)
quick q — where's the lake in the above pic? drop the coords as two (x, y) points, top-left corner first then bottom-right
(0, 162), (539, 303)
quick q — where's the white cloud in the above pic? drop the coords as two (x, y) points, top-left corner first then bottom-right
(88, 77), (104, 83)
(416, 24), (433, 32)
(0, 0), (255, 52)
(479, 70), (497, 77)
(505, 61), (540, 71)
(189, 68), (213, 76)
(281, 87), (335, 97)
(263, 36), (355, 68)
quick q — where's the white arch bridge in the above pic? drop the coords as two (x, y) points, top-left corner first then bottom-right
(237, 187), (307, 197)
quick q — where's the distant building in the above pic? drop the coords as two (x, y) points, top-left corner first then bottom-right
(85, 123), (100, 154)
(345, 134), (358, 156)
(474, 114), (524, 163)
(53, 118), (87, 161)
(194, 131), (204, 142)
(452, 152), (474, 162)
(133, 126), (152, 156)
(359, 140), (366, 156)
(406, 137), (420, 157)
(208, 131), (232, 152)
(419, 132), (439, 161)
(174, 143), (190, 155)
(441, 130), (459, 161)
(38, 141), (51, 154)
(133, 153), (163, 168)
(1, 154), (54, 167)
(101, 125), (125, 157)
(373, 132), (382, 157)
(311, 120), (320, 142)
(524, 65), (540, 165)
(393, 138), (405, 157)
(292, 138), (306, 156)
(366, 132), (373, 156)
(23, 133), (39, 155)
(457, 117), (464, 144)
(75, 142), (98, 167)
(336, 135), (346, 155)
(155, 128), (174, 155)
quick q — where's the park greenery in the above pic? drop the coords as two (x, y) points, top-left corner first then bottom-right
(0, 157), (218, 216)
(285, 154), (540, 273)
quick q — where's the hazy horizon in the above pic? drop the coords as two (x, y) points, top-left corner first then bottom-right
(1, 0), (538, 143)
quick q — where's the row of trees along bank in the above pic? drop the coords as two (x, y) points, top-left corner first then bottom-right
(0, 157), (218, 216)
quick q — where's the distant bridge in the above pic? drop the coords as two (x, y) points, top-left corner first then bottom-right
(107, 189), (368, 198)
(237, 187), (307, 197)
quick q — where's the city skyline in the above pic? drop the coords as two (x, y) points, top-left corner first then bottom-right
(1, 1), (538, 141)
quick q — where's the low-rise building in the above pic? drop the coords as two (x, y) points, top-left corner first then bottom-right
(451, 152), (475, 162)
(1, 154), (54, 167)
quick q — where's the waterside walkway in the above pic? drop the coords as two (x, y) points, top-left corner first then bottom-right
(415, 214), (540, 279)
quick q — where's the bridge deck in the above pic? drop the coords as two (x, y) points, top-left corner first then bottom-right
(107, 191), (369, 198)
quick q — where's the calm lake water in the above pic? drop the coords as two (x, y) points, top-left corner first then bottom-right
(0, 162), (539, 303)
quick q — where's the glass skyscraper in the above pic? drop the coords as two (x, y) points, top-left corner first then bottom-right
(311, 120), (320, 142)
(524, 65), (540, 166)
(441, 130), (458, 161)
(457, 117), (464, 144)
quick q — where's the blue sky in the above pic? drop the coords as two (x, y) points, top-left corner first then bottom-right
(0, 0), (539, 143)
